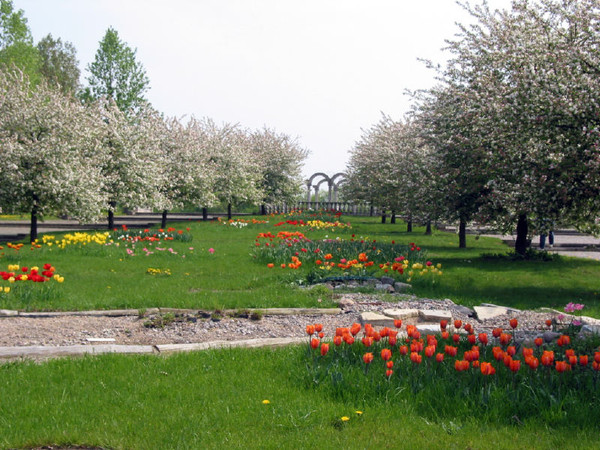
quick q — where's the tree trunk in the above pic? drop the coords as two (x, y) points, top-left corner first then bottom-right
(261, 204), (266, 215)
(381, 210), (386, 224)
(370, 205), (374, 217)
(425, 220), (432, 235)
(202, 207), (208, 221)
(30, 194), (39, 243)
(390, 210), (396, 224)
(161, 209), (168, 229)
(107, 201), (116, 230)
(514, 213), (529, 256)
(459, 217), (467, 248)
(227, 203), (232, 220)
(407, 217), (413, 233)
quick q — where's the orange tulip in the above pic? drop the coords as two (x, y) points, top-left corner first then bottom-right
(499, 333), (512, 346)
(350, 323), (361, 336)
(306, 325), (315, 336)
(555, 360), (570, 373)
(568, 355), (578, 366)
(492, 328), (502, 338)
(534, 337), (543, 347)
(526, 356), (539, 370)
(333, 336), (342, 346)
(314, 323), (323, 333)
(522, 347), (534, 358)
(388, 335), (397, 346)
(386, 360), (394, 369)
(441, 331), (450, 340)
(399, 345), (408, 356)
(343, 335), (355, 345)
(507, 346), (516, 356)
(381, 348), (392, 361)
(478, 333), (488, 346)
(454, 320), (462, 330)
(541, 350), (555, 366)
(320, 343), (329, 356)
(509, 359), (521, 372)
(595, 352), (600, 364)
(435, 353), (444, 363)
(394, 319), (403, 328)
(424, 345), (436, 358)
(410, 352), (422, 364)
(310, 338), (320, 349)
(363, 352), (374, 364)
(444, 345), (458, 357)
(580, 355), (589, 366)
(480, 362), (496, 375)
(454, 360), (469, 371)
(565, 349), (575, 357)
(362, 336), (373, 347)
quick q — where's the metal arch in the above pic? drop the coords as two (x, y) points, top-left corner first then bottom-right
(306, 172), (331, 185)
(329, 172), (346, 184)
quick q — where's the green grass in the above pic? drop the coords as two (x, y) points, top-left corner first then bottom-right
(1, 347), (596, 449)
(0, 216), (599, 316)
(1, 214), (600, 448)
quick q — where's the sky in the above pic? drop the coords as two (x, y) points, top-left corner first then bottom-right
(17, 0), (513, 179)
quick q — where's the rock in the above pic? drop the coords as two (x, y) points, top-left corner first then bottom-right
(375, 283), (394, 293)
(581, 316), (600, 327)
(0, 309), (18, 317)
(336, 298), (356, 309)
(453, 305), (475, 317)
(543, 330), (561, 343)
(419, 309), (452, 323)
(474, 305), (508, 321)
(380, 276), (395, 285)
(383, 308), (419, 320)
(415, 324), (441, 334)
(360, 311), (396, 328)
(393, 282), (411, 293)
(579, 325), (600, 337)
(480, 303), (521, 314)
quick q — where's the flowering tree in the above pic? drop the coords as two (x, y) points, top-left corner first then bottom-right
(344, 115), (440, 229)
(94, 99), (167, 229)
(249, 127), (308, 210)
(200, 119), (263, 219)
(415, 0), (600, 254)
(0, 69), (105, 241)
(156, 116), (218, 228)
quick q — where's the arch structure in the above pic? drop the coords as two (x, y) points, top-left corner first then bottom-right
(305, 172), (346, 203)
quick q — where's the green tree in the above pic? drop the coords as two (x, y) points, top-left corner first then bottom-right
(84, 27), (150, 114)
(0, 0), (39, 83)
(37, 34), (80, 94)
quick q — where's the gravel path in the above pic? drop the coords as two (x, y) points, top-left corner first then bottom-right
(0, 294), (556, 348)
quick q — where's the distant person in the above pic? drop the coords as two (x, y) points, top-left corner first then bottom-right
(539, 226), (554, 250)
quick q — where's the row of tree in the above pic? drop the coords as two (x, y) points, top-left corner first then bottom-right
(344, 0), (600, 255)
(0, 1), (308, 241)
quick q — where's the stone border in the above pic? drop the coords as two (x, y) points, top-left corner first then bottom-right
(0, 307), (341, 318)
(0, 337), (307, 362)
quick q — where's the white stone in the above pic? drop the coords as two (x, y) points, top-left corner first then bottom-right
(360, 311), (396, 328)
(382, 308), (419, 320)
(415, 324), (441, 334)
(419, 309), (452, 322)
(474, 305), (508, 321)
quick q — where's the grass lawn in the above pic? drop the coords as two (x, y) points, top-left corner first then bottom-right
(0, 213), (599, 448)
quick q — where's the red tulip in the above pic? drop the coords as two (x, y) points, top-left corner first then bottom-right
(464, 323), (473, 334)
(541, 350), (555, 366)
(568, 355), (578, 366)
(507, 346), (516, 356)
(386, 360), (394, 369)
(545, 319), (552, 327)
(362, 337), (373, 347)
(555, 360), (570, 373)
(509, 318), (518, 329)
(499, 333), (512, 346)
(452, 334), (460, 344)
(410, 352), (422, 364)
(444, 345), (458, 357)
(399, 345), (408, 356)
(333, 336), (342, 346)
(306, 325), (315, 336)
(454, 320), (462, 330)
(441, 331), (450, 340)
(363, 352), (374, 364)
(424, 345), (436, 358)
(440, 320), (448, 330)
(350, 323), (361, 336)
(534, 337), (543, 347)
(318, 332), (324, 339)
(467, 334), (477, 345)
(492, 328), (502, 338)
(320, 343), (329, 356)
(310, 338), (320, 349)
(595, 352), (600, 364)
(394, 319), (403, 328)
(314, 323), (323, 333)
(580, 355), (589, 367)
(386, 369), (393, 378)
(435, 353), (444, 363)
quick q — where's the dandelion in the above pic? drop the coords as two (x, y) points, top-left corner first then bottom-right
(262, 400), (270, 404)
(341, 416), (350, 422)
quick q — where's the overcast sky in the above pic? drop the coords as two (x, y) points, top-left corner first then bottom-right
(17, 0), (512, 178)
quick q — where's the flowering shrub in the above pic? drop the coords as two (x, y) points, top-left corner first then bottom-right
(0, 263), (64, 284)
